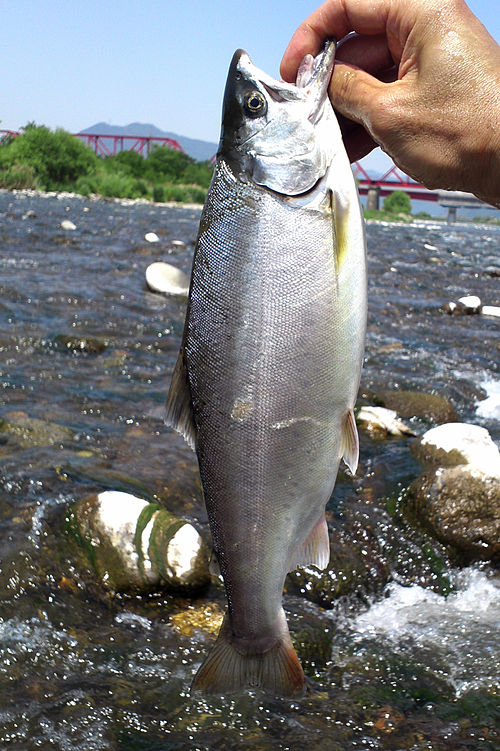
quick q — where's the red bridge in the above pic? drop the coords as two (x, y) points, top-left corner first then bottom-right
(0, 129), (489, 218)
(0, 129), (184, 158)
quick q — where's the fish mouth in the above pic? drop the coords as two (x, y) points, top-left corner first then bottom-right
(235, 39), (336, 108)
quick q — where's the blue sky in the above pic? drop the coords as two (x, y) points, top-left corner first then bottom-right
(1, 0), (499, 176)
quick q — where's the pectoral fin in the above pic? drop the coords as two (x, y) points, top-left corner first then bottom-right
(341, 409), (359, 475)
(165, 348), (196, 450)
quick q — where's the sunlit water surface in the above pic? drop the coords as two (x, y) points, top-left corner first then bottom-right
(0, 191), (499, 750)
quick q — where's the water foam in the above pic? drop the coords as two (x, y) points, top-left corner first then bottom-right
(343, 568), (500, 696)
(476, 377), (500, 420)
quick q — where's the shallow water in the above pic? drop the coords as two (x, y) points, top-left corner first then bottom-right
(0, 191), (499, 750)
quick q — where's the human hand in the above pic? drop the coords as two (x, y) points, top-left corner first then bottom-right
(281, 0), (500, 206)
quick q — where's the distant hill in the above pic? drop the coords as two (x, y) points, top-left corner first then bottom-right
(79, 122), (218, 162)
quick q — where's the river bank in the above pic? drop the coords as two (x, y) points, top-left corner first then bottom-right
(4, 186), (500, 226)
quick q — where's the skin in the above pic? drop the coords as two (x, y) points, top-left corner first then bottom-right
(280, 0), (500, 207)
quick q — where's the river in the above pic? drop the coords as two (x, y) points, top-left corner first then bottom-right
(0, 190), (499, 750)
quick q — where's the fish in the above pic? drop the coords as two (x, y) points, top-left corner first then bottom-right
(166, 39), (367, 697)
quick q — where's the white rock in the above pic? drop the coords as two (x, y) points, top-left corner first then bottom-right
(482, 305), (500, 318)
(171, 239), (186, 247)
(145, 232), (159, 243)
(145, 262), (189, 296)
(357, 406), (415, 436)
(89, 490), (209, 591)
(167, 523), (204, 581)
(61, 219), (76, 231)
(420, 423), (500, 478)
(97, 490), (150, 579)
(457, 295), (481, 313)
(424, 243), (438, 251)
(442, 301), (457, 314)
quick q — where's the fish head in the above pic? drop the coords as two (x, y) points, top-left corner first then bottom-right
(218, 40), (338, 196)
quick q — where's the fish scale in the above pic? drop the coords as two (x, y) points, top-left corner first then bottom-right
(166, 40), (366, 696)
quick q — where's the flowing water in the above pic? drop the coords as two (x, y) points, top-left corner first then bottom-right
(0, 190), (499, 750)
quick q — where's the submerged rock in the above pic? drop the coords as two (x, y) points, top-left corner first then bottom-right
(68, 490), (210, 593)
(0, 411), (74, 449)
(145, 262), (189, 296)
(377, 389), (457, 424)
(53, 334), (107, 354)
(357, 406), (415, 436)
(406, 423), (500, 562)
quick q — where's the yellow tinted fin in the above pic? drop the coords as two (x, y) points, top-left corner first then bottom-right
(341, 409), (359, 474)
(165, 348), (196, 450)
(290, 515), (330, 571)
(332, 190), (349, 271)
(191, 613), (305, 698)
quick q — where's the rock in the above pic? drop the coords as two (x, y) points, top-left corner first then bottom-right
(68, 490), (210, 593)
(53, 334), (107, 354)
(144, 232), (159, 243)
(404, 467), (500, 563)
(171, 240), (186, 248)
(406, 423), (500, 562)
(442, 301), (457, 314)
(442, 295), (482, 315)
(145, 262), (189, 296)
(22, 209), (36, 219)
(377, 390), (457, 423)
(0, 411), (74, 449)
(457, 295), (482, 313)
(60, 219), (76, 231)
(482, 305), (500, 318)
(413, 422), (500, 477)
(357, 406), (415, 436)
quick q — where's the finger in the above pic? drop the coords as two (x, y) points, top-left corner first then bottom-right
(281, 0), (395, 81)
(329, 61), (386, 129)
(342, 126), (379, 163)
(336, 33), (395, 72)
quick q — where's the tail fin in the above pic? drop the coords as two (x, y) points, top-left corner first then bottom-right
(191, 613), (305, 697)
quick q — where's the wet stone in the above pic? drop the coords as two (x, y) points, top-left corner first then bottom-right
(0, 411), (74, 449)
(377, 389), (458, 424)
(357, 405), (415, 437)
(68, 490), (210, 593)
(52, 334), (107, 354)
(404, 467), (500, 563)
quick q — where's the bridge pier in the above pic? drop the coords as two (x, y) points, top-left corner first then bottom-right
(366, 185), (380, 211)
(447, 206), (457, 223)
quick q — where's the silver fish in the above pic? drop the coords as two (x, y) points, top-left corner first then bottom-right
(166, 40), (367, 697)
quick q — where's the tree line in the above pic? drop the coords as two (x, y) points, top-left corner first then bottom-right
(0, 123), (214, 203)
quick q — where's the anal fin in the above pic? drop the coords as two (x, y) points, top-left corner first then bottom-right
(341, 408), (359, 475)
(165, 348), (196, 450)
(290, 515), (330, 572)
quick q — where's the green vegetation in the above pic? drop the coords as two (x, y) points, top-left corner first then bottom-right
(0, 123), (213, 203)
(383, 190), (411, 214)
(364, 190), (444, 222)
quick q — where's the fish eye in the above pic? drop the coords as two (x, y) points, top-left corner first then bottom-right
(243, 90), (267, 118)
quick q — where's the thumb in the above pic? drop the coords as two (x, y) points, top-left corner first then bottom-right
(329, 61), (387, 132)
